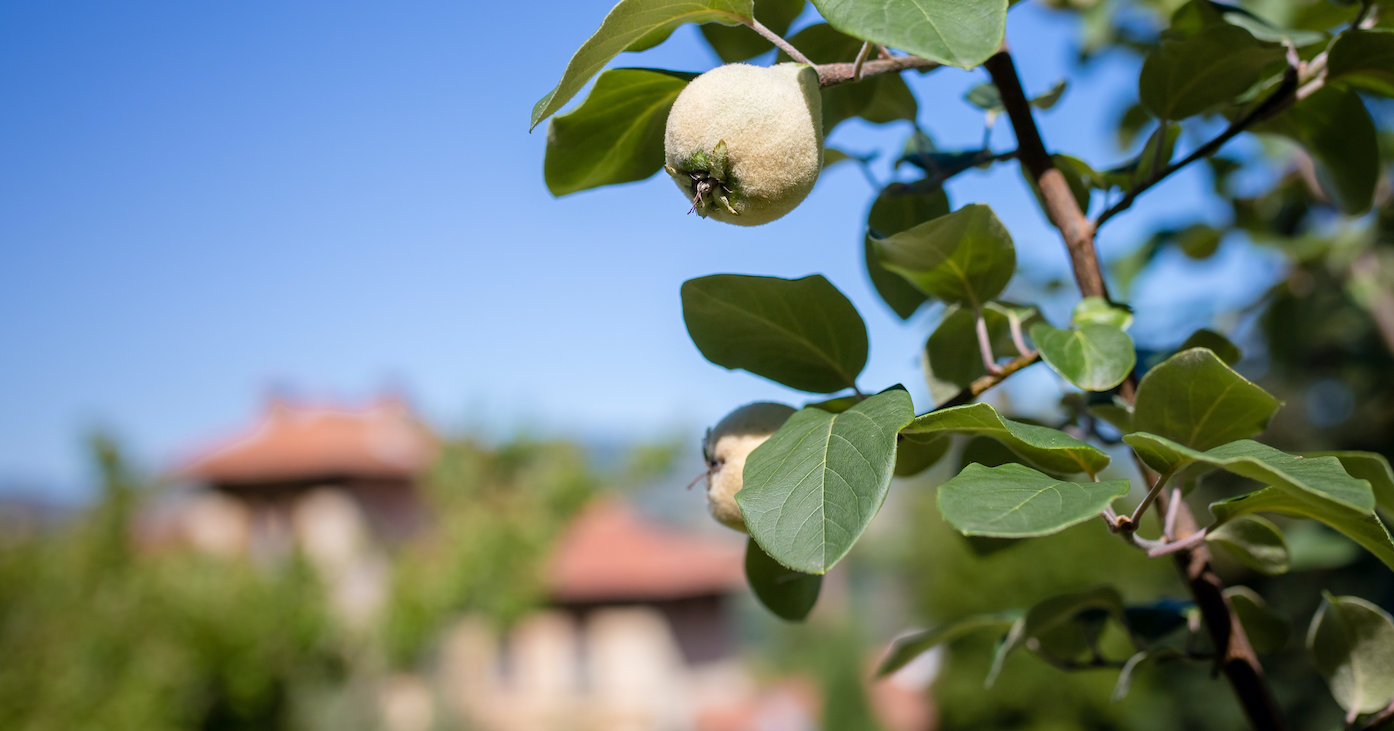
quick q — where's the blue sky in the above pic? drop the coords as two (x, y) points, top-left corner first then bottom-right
(0, 1), (1283, 499)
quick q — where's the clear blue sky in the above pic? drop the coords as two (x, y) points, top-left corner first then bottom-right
(0, 1), (1282, 499)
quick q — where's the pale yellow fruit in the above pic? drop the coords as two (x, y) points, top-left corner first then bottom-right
(703, 402), (795, 531)
(664, 63), (823, 226)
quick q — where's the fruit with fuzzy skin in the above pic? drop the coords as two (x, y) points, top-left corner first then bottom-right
(664, 63), (823, 226)
(703, 402), (796, 531)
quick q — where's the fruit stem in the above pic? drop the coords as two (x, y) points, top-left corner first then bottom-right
(745, 18), (813, 66)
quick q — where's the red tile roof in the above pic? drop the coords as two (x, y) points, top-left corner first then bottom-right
(547, 497), (746, 602)
(176, 395), (436, 485)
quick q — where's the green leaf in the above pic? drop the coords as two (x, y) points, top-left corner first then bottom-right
(1103, 123), (1179, 190)
(544, 68), (695, 196)
(1308, 593), (1394, 717)
(876, 611), (1020, 676)
(1030, 79), (1067, 110)
(744, 537), (822, 621)
(991, 587), (1127, 682)
(1208, 515), (1290, 575)
(1138, 24), (1285, 120)
(779, 24), (918, 129)
(1328, 29), (1394, 97)
(1306, 451), (1394, 520)
(964, 82), (1003, 112)
(1227, 586), (1289, 654)
(701, 0), (805, 62)
(985, 619), (1025, 687)
(1022, 586), (1126, 661)
(1132, 348), (1281, 452)
(1256, 87), (1379, 215)
(1029, 322), (1136, 392)
(1072, 297), (1132, 329)
(531, 0), (753, 130)
(809, 0), (1008, 69)
(1210, 489), (1394, 572)
(905, 402), (1110, 475)
(865, 182), (950, 319)
(681, 274), (868, 393)
(894, 431), (951, 477)
(739, 388), (915, 573)
(1177, 329), (1241, 365)
(869, 203), (1016, 308)
(922, 303), (1038, 404)
(1287, 522), (1364, 572)
(1123, 434), (1375, 513)
(937, 463), (1129, 538)
(1114, 649), (1185, 702)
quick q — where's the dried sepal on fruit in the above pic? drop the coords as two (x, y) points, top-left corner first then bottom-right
(664, 63), (823, 226)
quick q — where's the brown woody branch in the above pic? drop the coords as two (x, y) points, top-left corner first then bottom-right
(817, 56), (940, 87)
(983, 48), (1287, 731)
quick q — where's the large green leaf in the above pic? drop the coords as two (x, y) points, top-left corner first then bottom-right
(894, 431), (951, 477)
(681, 274), (868, 393)
(1308, 593), (1394, 717)
(1256, 87), (1379, 215)
(1306, 451), (1394, 520)
(531, 0), (753, 129)
(809, 0), (1007, 69)
(1029, 322), (1136, 392)
(1327, 28), (1394, 98)
(905, 402), (1110, 475)
(779, 24), (918, 129)
(1138, 24), (1284, 120)
(1132, 348), (1280, 452)
(865, 182), (950, 319)
(701, 0), (805, 62)
(1210, 489), (1394, 572)
(1208, 515), (1290, 575)
(745, 537), (821, 621)
(544, 68), (694, 196)
(739, 388), (915, 573)
(937, 462), (1129, 538)
(870, 203), (1016, 308)
(1123, 433), (1375, 512)
(876, 611), (1021, 676)
(923, 302), (1039, 405)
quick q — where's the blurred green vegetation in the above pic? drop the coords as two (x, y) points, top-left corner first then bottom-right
(0, 433), (603, 731)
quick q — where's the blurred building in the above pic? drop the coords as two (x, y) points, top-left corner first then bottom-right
(151, 394), (933, 731)
(165, 393), (435, 559)
(441, 497), (763, 731)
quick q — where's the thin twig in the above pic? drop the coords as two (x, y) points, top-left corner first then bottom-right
(817, 55), (940, 87)
(747, 17), (813, 65)
(1093, 63), (1302, 231)
(852, 41), (871, 81)
(975, 310), (1003, 375)
(935, 351), (1040, 411)
(1147, 527), (1209, 557)
(1007, 310), (1031, 356)
(1128, 468), (1175, 528)
(1164, 487), (1182, 541)
(1356, 698), (1394, 730)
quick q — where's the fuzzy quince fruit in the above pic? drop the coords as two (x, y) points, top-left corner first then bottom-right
(664, 63), (823, 226)
(703, 401), (795, 531)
